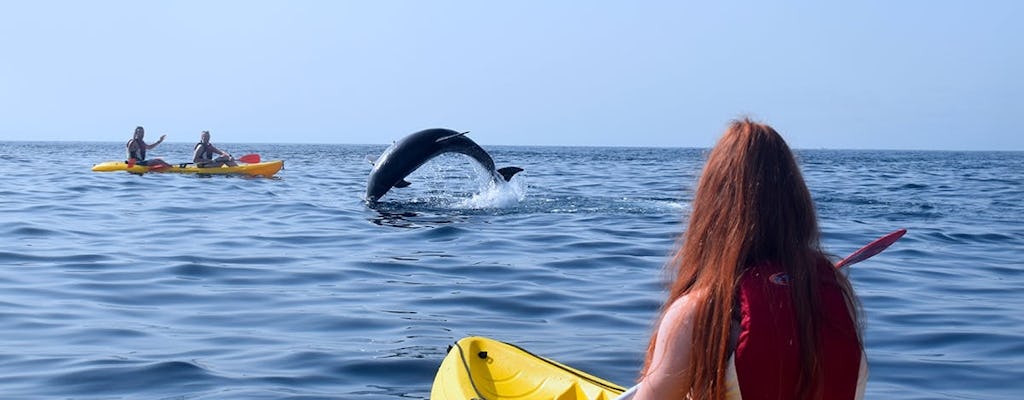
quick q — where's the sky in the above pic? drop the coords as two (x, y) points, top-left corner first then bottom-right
(0, 1), (1020, 150)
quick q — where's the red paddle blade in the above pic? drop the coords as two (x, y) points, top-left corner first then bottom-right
(238, 154), (260, 163)
(149, 163), (169, 171)
(836, 229), (907, 269)
(127, 158), (136, 168)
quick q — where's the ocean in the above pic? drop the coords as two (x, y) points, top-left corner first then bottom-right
(0, 141), (1021, 399)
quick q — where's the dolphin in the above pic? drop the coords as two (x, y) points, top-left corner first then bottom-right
(365, 128), (523, 203)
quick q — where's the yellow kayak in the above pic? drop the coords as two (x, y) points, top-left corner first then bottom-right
(91, 160), (284, 177)
(430, 336), (626, 400)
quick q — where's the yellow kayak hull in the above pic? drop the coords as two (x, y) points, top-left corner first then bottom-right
(91, 160), (284, 177)
(430, 336), (626, 400)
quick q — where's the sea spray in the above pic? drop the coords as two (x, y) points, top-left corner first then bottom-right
(455, 176), (528, 209)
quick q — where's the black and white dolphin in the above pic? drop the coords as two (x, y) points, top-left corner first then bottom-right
(365, 128), (523, 203)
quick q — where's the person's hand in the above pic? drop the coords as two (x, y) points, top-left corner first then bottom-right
(158, 134), (166, 142)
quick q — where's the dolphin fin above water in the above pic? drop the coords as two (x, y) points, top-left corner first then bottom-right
(394, 179), (412, 188)
(497, 167), (523, 182)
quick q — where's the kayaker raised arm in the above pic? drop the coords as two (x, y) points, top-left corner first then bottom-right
(193, 130), (238, 168)
(125, 126), (171, 169)
(634, 118), (867, 400)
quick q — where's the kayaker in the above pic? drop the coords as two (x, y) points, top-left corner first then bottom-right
(634, 119), (866, 400)
(126, 126), (171, 169)
(193, 130), (238, 168)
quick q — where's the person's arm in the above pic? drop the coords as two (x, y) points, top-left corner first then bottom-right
(146, 134), (166, 150)
(210, 144), (230, 158)
(633, 294), (699, 400)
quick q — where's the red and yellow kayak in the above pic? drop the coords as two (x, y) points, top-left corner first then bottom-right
(91, 160), (284, 177)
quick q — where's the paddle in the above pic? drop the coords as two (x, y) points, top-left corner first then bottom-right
(128, 153), (257, 170)
(835, 228), (907, 269)
(237, 154), (260, 163)
(164, 154), (260, 168)
(612, 229), (907, 400)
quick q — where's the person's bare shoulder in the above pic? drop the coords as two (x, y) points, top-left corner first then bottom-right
(635, 292), (702, 400)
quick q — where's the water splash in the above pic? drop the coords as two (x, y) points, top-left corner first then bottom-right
(454, 177), (527, 209)
(403, 153), (527, 209)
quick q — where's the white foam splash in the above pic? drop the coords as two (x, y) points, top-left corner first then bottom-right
(408, 154), (527, 209)
(454, 177), (527, 209)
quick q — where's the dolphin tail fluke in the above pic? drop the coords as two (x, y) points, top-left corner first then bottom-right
(497, 167), (523, 182)
(394, 179), (412, 188)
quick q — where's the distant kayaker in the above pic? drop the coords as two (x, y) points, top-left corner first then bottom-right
(193, 130), (238, 168)
(634, 119), (867, 399)
(126, 126), (171, 169)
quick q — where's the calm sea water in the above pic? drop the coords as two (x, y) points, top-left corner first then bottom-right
(0, 141), (1021, 399)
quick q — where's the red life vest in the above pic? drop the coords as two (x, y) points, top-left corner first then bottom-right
(733, 261), (862, 399)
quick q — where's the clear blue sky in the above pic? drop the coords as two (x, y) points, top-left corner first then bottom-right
(1, 1), (1020, 150)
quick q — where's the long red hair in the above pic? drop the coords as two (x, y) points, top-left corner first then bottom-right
(641, 119), (860, 399)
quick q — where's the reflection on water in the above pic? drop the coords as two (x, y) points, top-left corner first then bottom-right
(370, 209), (429, 228)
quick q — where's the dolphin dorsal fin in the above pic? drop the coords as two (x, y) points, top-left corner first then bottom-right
(435, 131), (470, 143)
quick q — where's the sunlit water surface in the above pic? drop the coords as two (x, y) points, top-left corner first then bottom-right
(0, 142), (1021, 399)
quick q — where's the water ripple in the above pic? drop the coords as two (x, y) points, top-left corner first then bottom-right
(0, 143), (1020, 399)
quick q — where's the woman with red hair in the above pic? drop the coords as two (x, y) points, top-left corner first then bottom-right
(633, 119), (867, 399)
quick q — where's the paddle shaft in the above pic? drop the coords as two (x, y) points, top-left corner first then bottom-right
(130, 153), (260, 171)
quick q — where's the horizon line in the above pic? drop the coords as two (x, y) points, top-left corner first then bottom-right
(0, 139), (1020, 153)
